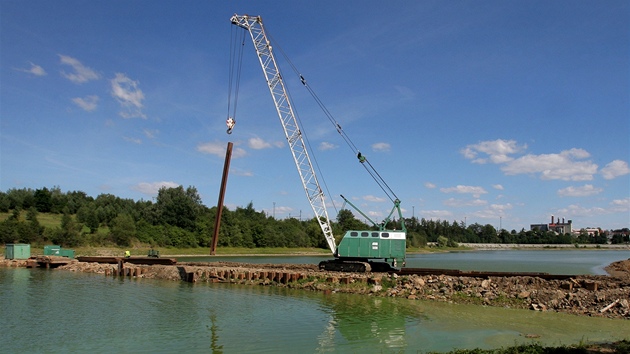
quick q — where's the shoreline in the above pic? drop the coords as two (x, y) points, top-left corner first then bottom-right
(455, 243), (630, 250)
(2, 255), (629, 320)
(165, 244), (630, 258)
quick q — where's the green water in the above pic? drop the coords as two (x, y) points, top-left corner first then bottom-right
(179, 249), (630, 275)
(1, 262), (628, 353)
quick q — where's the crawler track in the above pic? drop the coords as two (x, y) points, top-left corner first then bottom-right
(395, 267), (576, 280)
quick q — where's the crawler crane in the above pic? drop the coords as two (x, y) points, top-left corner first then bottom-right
(229, 14), (406, 272)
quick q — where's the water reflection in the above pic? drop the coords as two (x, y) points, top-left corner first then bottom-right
(317, 293), (427, 351)
(208, 314), (223, 354)
(1, 267), (628, 353)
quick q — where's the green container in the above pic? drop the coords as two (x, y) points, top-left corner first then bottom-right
(43, 245), (61, 256)
(5, 244), (31, 260)
(59, 249), (75, 259)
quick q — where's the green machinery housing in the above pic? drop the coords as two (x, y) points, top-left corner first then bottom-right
(320, 195), (407, 272)
(336, 230), (406, 267)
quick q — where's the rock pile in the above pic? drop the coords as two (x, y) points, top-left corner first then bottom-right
(371, 273), (629, 319)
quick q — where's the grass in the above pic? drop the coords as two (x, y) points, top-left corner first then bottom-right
(0, 211), (64, 228)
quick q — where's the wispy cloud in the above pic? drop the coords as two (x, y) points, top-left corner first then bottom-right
(123, 136), (142, 144)
(461, 139), (526, 164)
(319, 141), (337, 151)
(610, 198), (629, 213)
(363, 195), (386, 202)
(132, 181), (179, 196)
(59, 55), (99, 83)
(440, 185), (488, 198)
(143, 129), (158, 139)
(444, 198), (488, 207)
(469, 203), (513, 220)
(556, 198), (629, 218)
(248, 137), (283, 150)
(111, 73), (145, 119)
(557, 184), (602, 197)
(372, 142), (391, 152)
(15, 62), (47, 76)
(424, 182), (436, 189)
(197, 141), (246, 158)
(72, 95), (99, 111)
(420, 210), (454, 220)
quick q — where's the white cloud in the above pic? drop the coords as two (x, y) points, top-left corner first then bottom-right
(59, 55), (99, 83)
(440, 185), (488, 198)
(461, 139), (526, 164)
(367, 210), (383, 219)
(143, 129), (158, 139)
(610, 198), (629, 212)
(469, 203), (513, 219)
(462, 140), (605, 181)
(132, 181), (179, 196)
(492, 184), (504, 190)
(123, 136), (141, 144)
(501, 148), (597, 181)
(267, 205), (293, 217)
(363, 195), (386, 202)
(319, 141), (337, 151)
(443, 198), (488, 207)
(72, 95), (99, 111)
(424, 182), (436, 189)
(197, 141), (246, 158)
(601, 160), (630, 180)
(555, 198), (629, 218)
(556, 204), (607, 217)
(110, 73), (145, 119)
(420, 210), (453, 220)
(16, 62), (47, 76)
(557, 184), (603, 197)
(249, 137), (271, 149)
(372, 142), (390, 152)
(232, 169), (254, 177)
(248, 137), (283, 150)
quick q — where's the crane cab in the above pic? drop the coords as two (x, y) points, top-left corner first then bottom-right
(335, 230), (406, 271)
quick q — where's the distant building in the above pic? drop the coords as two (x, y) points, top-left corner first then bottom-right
(530, 215), (572, 235)
(582, 228), (602, 236)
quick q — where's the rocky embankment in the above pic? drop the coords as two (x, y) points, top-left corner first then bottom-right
(3, 257), (629, 320)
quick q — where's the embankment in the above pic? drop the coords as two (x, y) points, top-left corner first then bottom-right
(3, 257), (628, 320)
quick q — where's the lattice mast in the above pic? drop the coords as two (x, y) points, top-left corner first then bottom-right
(230, 14), (337, 254)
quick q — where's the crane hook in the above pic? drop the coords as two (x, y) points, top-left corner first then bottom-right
(226, 117), (236, 134)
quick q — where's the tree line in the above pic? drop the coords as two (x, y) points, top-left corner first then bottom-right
(0, 186), (626, 249)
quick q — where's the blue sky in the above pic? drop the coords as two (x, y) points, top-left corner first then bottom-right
(1, 1), (628, 232)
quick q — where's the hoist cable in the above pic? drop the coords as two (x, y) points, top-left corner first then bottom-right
(227, 26), (246, 121)
(265, 32), (340, 216)
(269, 34), (399, 203)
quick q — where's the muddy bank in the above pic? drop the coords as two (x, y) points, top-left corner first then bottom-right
(3, 257), (629, 320)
